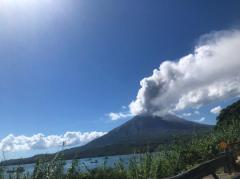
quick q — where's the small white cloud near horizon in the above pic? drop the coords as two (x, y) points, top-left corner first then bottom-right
(182, 112), (192, 117)
(194, 110), (200, 115)
(210, 106), (222, 114)
(121, 106), (127, 109)
(0, 131), (106, 152)
(108, 112), (133, 121)
(195, 117), (206, 123)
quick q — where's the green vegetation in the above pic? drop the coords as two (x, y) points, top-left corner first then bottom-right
(1, 100), (240, 179)
(216, 100), (240, 128)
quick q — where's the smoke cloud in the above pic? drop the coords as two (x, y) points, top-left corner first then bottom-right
(129, 30), (240, 116)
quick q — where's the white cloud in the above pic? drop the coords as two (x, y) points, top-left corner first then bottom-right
(194, 110), (200, 115)
(210, 106), (222, 114)
(108, 112), (133, 121)
(195, 117), (205, 123)
(0, 131), (106, 152)
(129, 30), (240, 116)
(199, 117), (205, 122)
(121, 106), (127, 109)
(182, 112), (192, 117)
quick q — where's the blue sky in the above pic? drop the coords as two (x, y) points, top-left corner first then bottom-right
(0, 0), (240, 158)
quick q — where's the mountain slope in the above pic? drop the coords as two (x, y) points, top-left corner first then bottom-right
(1, 115), (213, 166)
(58, 115), (213, 160)
(82, 114), (211, 149)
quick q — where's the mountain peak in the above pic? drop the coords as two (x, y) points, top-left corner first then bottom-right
(84, 114), (212, 149)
